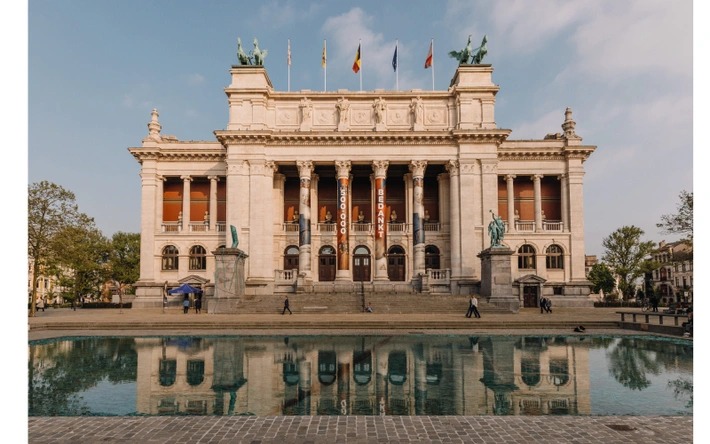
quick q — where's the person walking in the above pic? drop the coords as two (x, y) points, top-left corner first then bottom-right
(183, 296), (190, 314)
(470, 295), (481, 318)
(540, 297), (547, 314)
(282, 296), (292, 315)
(37, 297), (45, 312)
(545, 297), (552, 313)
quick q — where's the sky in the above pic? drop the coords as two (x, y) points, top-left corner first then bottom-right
(24, 0), (696, 260)
(11, 0), (707, 431)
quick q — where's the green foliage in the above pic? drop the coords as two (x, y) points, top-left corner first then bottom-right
(107, 232), (141, 293)
(657, 190), (693, 244)
(587, 262), (616, 294)
(602, 226), (656, 300)
(28, 181), (95, 315)
(51, 224), (110, 300)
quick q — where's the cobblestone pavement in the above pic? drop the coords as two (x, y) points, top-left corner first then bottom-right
(28, 415), (692, 443)
(27, 307), (693, 443)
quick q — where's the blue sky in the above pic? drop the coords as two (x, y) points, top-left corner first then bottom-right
(24, 0), (695, 259)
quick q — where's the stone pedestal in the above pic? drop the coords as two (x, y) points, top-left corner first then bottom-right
(208, 248), (249, 314)
(478, 247), (519, 313)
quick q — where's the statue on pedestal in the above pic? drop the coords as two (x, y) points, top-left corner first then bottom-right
(487, 210), (505, 247)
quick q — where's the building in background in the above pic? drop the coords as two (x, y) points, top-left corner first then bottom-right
(650, 240), (693, 305)
(129, 60), (596, 309)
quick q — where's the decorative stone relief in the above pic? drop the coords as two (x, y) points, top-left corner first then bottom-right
(277, 109), (298, 125)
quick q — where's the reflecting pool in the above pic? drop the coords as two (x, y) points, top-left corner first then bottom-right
(28, 335), (692, 417)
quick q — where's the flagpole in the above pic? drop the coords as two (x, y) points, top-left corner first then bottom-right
(395, 39), (399, 91)
(287, 39), (291, 92)
(431, 38), (435, 91)
(359, 39), (363, 91)
(323, 39), (327, 92)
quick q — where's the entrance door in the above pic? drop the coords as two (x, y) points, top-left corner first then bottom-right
(523, 286), (538, 308)
(318, 246), (336, 282)
(387, 246), (406, 281)
(353, 246), (371, 282)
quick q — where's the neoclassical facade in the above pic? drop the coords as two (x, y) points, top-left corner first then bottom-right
(129, 64), (595, 308)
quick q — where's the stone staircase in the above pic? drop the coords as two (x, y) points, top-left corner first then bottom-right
(231, 293), (509, 315)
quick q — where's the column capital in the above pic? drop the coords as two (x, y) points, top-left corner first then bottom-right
(335, 160), (351, 178)
(372, 160), (389, 177)
(180, 175), (193, 182)
(532, 174), (543, 181)
(265, 160), (278, 174)
(296, 160), (313, 177)
(505, 174), (516, 181)
(409, 160), (428, 177)
(445, 159), (460, 176)
(557, 173), (567, 181)
(207, 175), (220, 182)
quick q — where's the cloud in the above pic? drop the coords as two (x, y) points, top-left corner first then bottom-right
(186, 73), (205, 86)
(257, 1), (324, 28)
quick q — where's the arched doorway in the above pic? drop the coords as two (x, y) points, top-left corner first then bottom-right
(284, 245), (299, 270)
(425, 245), (440, 270)
(318, 245), (336, 282)
(353, 245), (371, 282)
(387, 245), (406, 281)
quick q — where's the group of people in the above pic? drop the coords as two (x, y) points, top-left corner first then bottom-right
(540, 297), (552, 313)
(182, 295), (202, 314)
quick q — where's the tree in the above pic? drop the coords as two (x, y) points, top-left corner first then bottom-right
(28, 181), (95, 316)
(657, 190), (693, 244)
(51, 224), (110, 302)
(587, 262), (615, 295)
(107, 232), (140, 290)
(602, 226), (656, 300)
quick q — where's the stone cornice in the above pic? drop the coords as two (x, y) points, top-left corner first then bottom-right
(128, 148), (225, 163)
(498, 145), (595, 162)
(215, 129), (510, 147)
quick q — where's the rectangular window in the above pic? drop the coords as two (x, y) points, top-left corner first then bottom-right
(553, 286), (563, 295)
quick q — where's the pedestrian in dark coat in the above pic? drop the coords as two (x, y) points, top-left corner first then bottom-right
(282, 296), (292, 315)
(545, 298), (552, 313)
(194, 296), (202, 314)
(540, 297), (547, 314)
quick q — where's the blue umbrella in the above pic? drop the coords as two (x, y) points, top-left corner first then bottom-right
(167, 283), (202, 295)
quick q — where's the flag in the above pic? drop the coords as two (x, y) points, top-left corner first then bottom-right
(424, 41), (433, 68)
(352, 44), (361, 73)
(321, 40), (327, 68)
(287, 39), (291, 66)
(392, 44), (398, 72)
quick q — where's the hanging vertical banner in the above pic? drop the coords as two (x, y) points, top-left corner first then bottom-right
(374, 177), (387, 275)
(337, 177), (350, 271)
(413, 176), (425, 246)
(299, 177), (311, 247)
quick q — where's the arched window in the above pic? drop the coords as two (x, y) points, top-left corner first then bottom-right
(518, 244), (536, 269)
(189, 245), (207, 270)
(425, 245), (440, 270)
(284, 245), (300, 270)
(546, 245), (564, 269)
(162, 245), (179, 271)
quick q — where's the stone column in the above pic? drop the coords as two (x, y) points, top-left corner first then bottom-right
(567, 162), (586, 280)
(181, 175), (192, 232)
(335, 160), (352, 281)
(505, 175), (516, 233)
(138, 162), (158, 281)
(446, 160), (461, 279)
(156, 175), (164, 231)
(559, 174), (569, 232)
(372, 160), (389, 281)
(533, 174), (543, 232)
(297, 161), (314, 279)
(209, 176), (219, 231)
(438, 173), (450, 226)
(274, 173), (286, 227)
(410, 160), (428, 275)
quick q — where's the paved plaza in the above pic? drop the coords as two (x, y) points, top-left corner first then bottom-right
(27, 306), (693, 443)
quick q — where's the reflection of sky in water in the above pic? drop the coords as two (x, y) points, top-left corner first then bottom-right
(81, 378), (136, 416)
(589, 348), (692, 416)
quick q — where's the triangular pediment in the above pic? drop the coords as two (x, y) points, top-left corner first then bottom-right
(179, 275), (210, 284)
(514, 274), (546, 284)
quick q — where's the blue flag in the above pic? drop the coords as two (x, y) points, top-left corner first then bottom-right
(392, 44), (398, 72)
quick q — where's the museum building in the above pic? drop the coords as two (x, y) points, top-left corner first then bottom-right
(129, 62), (595, 309)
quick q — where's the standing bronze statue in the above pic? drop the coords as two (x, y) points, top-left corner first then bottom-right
(487, 210), (505, 247)
(230, 225), (239, 249)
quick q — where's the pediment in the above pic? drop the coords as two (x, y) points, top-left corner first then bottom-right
(514, 274), (546, 284)
(179, 275), (210, 284)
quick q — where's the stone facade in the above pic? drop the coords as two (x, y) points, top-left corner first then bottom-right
(129, 63), (595, 308)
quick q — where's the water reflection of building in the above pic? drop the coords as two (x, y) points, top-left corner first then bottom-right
(134, 336), (591, 416)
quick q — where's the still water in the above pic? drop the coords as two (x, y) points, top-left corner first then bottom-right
(28, 334), (692, 417)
